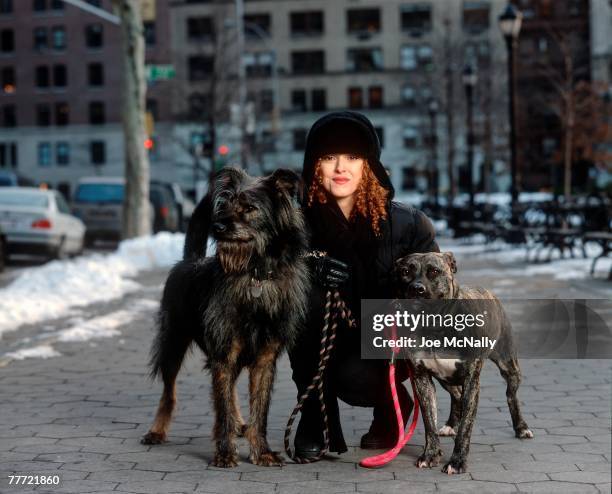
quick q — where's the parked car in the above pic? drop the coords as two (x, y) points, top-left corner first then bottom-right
(151, 180), (188, 231)
(72, 178), (177, 244)
(0, 170), (35, 187)
(0, 187), (85, 260)
(149, 182), (181, 233)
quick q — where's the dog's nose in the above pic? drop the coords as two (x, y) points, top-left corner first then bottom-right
(410, 282), (427, 295)
(212, 222), (226, 233)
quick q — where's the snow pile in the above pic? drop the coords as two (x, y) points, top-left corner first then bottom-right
(5, 345), (61, 360)
(0, 233), (183, 337)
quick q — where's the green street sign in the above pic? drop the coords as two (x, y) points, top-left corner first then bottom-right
(146, 64), (176, 81)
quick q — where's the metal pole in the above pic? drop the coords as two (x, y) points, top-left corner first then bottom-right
(466, 83), (475, 210)
(507, 36), (519, 206)
(429, 107), (439, 209)
(235, 0), (247, 169)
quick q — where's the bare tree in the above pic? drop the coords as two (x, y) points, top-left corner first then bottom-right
(112, 0), (151, 238)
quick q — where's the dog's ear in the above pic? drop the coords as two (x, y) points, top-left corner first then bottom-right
(183, 191), (212, 260)
(443, 252), (457, 274)
(267, 168), (303, 203)
(183, 167), (246, 260)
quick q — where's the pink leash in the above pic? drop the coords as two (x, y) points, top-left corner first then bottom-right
(359, 325), (420, 468)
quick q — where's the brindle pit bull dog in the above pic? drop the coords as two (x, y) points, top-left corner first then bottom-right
(393, 251), (533, 475)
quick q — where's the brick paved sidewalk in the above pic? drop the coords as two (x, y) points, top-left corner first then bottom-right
(0, 248), (610, 494)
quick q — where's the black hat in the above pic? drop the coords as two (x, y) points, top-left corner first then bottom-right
(301, 111), (393, 199)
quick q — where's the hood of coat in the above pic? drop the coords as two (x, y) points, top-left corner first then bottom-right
(301, 111), (394, 203)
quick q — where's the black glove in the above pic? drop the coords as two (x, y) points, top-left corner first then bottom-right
(309, 255), (350, 289)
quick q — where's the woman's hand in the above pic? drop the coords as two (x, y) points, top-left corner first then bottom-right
(309, 255), (350, 289)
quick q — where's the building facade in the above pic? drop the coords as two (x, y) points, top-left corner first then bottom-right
(0, 0), (173, 197)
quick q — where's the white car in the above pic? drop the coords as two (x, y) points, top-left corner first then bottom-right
(0, 187), (86, 260)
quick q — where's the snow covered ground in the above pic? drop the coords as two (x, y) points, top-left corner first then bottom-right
(0, 233), (185, 337)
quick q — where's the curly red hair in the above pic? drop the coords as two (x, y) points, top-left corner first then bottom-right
(307, 160), (389, 237)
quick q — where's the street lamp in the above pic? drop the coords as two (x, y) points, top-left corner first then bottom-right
(427, 98), (440, 209)
(462, 64), (477, 210)
(498, 3), (524, 243)
(498, 3), (522, 206)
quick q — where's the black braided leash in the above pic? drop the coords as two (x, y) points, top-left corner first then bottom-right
(284, 290), (357, 463)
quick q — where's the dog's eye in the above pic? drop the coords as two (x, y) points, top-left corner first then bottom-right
(401, 268), (411, 277)
(428, 268), (441, 277)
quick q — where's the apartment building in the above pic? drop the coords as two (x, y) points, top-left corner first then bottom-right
(0, 0), (173, 196)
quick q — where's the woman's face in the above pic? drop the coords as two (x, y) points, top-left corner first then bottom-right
(317, 154), (365, 200)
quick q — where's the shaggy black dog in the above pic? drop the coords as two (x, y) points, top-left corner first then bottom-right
(142, 167), (310, 468)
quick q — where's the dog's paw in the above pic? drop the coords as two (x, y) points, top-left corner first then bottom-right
(416, 450), (443, 468)
(251, 450), (284, 467)
(442, 459), (467, 475)
(516, 427), (534, 439)
(141, 431), (166, 445)
(211, 452), (239, 468)
(437, 425), (456, 437)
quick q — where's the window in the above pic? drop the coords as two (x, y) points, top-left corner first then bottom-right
(143, 21), (155, 46)
(292, 129), (307, 151)
(55, 102), (69, 125)
(85, 23), (103, 48)
(56, 142), (69, 165)
(0, 29), (14, 52)
(2, 104), (15, 127)
(259, 89), (274, 113)
(244, 13), (271, 38)
(90, 140), (105, 165)
(88, 63), (104, 86)
(34, 27), (47, 50)
(51, 26), (66, 50)
(291, 50), (325, 74)
(53, 64), (67, 87)
(374, 127), (384, 147)
(244, 51), (273, 77)
(369, 86), (383, 108)
(0, 0), (13, 14)
(463, 1), (490, 34)
(35, 66), (50, 88)
(401, 84), (416, 106)
(50, 0), (63, 9)
(188, 92), (210, 118)
(2, 67), (15, 93)
(347, 47), (383, 72)
(311, 89), (326, 111)
(38, 142), (51, 166)
(401, 44), (432, 70)
(348, 87), (363, 109)
(0, 143), (18, 168)
(401, 46), (416, 70)
(402, 167), (416, 190)
(290, 11), (323, 36)
(36, 103), (51, 126)
(347, 8), (381, 34)
(188, 55), (214, 80)
(89, 101), (105, 124)
(403, 126), (419, 148)
(33, 0), (46, 11)
(187, 16), (214, 41)
(401, 4), (432, 34)
(291, 90), (307, 112)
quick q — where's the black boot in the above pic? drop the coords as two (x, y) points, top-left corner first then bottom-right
(360, 382), (414, 449)
(294, 400), (325, 459)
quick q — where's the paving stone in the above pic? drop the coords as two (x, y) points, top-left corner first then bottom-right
(471, 470), (548, 483)
(276, 480), (355, 494)
(114, 479), (198, 493)
(436, 481), (518, 493)
(357, 480), (436, 493)
(516, 480), (600, 493)
(550, 471), (612, 484)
